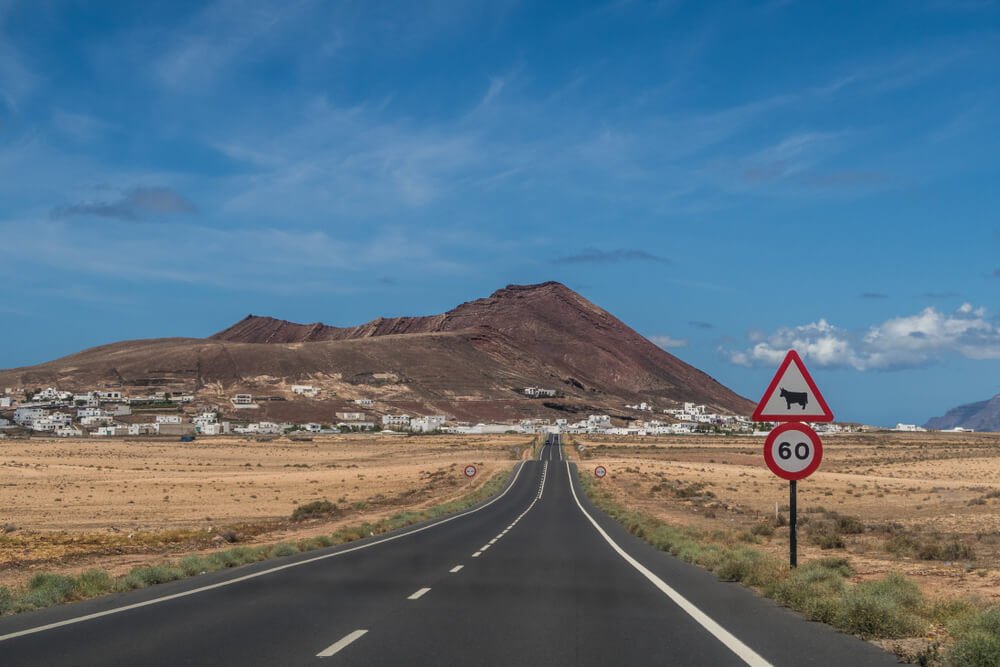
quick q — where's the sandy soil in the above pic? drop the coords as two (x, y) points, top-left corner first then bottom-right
(572, 431), (1000, 602)
(0, 434), (532, 587)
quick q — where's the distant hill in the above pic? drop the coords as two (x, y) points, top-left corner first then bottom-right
(925, 394), (1000, 432)
(0, 282), (752, 421)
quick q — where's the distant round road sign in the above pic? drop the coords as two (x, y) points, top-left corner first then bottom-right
(763, 422), (823, 481)
(594, 465), (607, 479)
(464, 465), (477, 478)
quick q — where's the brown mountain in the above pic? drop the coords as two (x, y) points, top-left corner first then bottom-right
(0, 282), (751, 421)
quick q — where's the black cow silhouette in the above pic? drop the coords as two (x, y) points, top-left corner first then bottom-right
(780, 388), (808, 410)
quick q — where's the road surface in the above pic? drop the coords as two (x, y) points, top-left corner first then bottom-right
(0, 436), (897, 666)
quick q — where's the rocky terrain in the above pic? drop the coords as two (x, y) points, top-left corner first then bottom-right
(926, 393), (1000, 432)
(0, 282), (752, 421)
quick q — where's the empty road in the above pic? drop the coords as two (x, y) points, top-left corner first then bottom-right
(0, 436), (896, 666)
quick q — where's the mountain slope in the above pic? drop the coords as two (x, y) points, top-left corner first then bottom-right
(925, 394), (1000, 432)
(0, 282), (752, 419)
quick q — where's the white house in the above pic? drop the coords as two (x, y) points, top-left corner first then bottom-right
(382, 414), (411, 427)
(410, 415), (446, 433)
(336, 412), (366, 422)
(128, 423), (158, 436)
(291, 385), (320, 398)
(0, 418), (11, 428)
(156, 415), (183, 425)
(354, 398), (374, 407)
(231, 394), (255, 407)
(524, 387), (557, 398)
(0, 396), (11, 408)
(893, 423), (927, 432)
(33, 387), (71, 402)
(80, 415), (115, 427)
(14, 407), (46, 426)
(97, 391), (124, 402)
(54, 426), (83, 438)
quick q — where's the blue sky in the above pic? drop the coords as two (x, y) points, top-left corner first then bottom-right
(1, 0), (998, 426)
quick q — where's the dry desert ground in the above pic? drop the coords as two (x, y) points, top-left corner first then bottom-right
(572, 431), (1000, 602)
(0, 433), (532, 587)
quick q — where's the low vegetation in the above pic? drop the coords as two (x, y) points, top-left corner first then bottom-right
(578, 471), (1000, 665)
(0, 467), (513, 617)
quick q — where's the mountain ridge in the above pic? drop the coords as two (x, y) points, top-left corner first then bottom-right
(925, 394), (1000, 432)
(0, 282), (753, 420)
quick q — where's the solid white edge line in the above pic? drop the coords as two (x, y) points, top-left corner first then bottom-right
(564, 463), (773, 667)
(449, 565), (463, 573)
(0, 460), (530, 644)
(317, 629), (368, 657)
(407, 587), (431, 600)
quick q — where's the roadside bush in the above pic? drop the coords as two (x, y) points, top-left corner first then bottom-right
(947, 608), (1000, 667)
(806, 521), (845, 549)
(291, 499), (339, 522)
(23, 574), (77, 608)
(834, 514), (865, 535)
(180, 555), (212, 576)
(0, 586), (14, 615)
(766, 560), (848, 624)
(836, 573), (926, 639)
(750, 522), (774, 537)
(886, 533), (975, 561)
(270, 543), (299, 558)
(714, 546), (783, 587)
(74, 569), (113, 598)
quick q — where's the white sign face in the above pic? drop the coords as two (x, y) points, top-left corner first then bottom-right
(464, 465), (477, 478)
(763, 422), (823, 481)
(594, 465), (607, 478)
(753, 350), (833, 422)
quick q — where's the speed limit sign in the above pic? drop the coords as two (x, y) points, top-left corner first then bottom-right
(594, 465), (607, 479)
(464, 464), (477, 478)
(763, 422), (823, 481)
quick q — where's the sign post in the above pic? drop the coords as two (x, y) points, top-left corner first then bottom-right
(754, 350), (832, 569)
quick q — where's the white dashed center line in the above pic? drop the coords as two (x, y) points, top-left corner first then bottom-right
(449, 565), (464, 573)
(407, 588), (431, 600)
(317, 629), (368, 658)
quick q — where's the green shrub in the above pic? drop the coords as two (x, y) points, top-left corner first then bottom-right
(180, 555), (212, 576)
(750, 522), (774, 537)
(947, 608), (1000, 666)
(766, 560), (848, 624)
(270, 543), (298, 557)
(0, 586), (14, 615)
(74, 569), (113, 597)
(291, 499), (339, 522)
(23, 573), (78, 608)
(714, 547), (783, 587)
(836, 573), (925, 639)
(834, 515), (865, 534)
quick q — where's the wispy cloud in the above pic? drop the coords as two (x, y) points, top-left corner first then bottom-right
(859, 292), (889, 299)
(726, 303), (1000, 370)
(649, 335), (688, 349)
(51, 187), (196, 221)
(688, 320), (714, 329)
(554, 248), (669, 265)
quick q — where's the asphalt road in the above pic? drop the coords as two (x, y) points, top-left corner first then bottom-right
(0, 437), (899, 666)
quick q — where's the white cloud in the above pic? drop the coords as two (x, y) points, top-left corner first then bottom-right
(649, 335), (688, 349)
(726, 304), (1000, 370)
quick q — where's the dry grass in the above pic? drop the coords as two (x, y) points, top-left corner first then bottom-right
(0, 433), (533, 587)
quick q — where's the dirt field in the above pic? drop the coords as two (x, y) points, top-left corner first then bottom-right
(572, 431), (1000, 602)
(0, 434), (531, 586)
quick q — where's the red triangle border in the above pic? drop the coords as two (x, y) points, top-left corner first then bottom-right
(751, 350), (834, 422)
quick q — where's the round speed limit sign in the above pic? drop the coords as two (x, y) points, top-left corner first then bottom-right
(464, 464), (477, 478)
(763, 422), (823, 481)
(594, 465), (607, 479)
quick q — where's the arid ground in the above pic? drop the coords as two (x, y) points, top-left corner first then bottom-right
(0, 434), (532, 587)
(571, 431), (1000, 603)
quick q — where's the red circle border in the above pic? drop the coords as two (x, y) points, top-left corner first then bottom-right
(464, 465), (477, 478)
(763, 422), (823, 481)
(594, 465), (607, 478)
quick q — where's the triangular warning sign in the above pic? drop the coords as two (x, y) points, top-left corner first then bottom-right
(752, 350), (834, 422)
